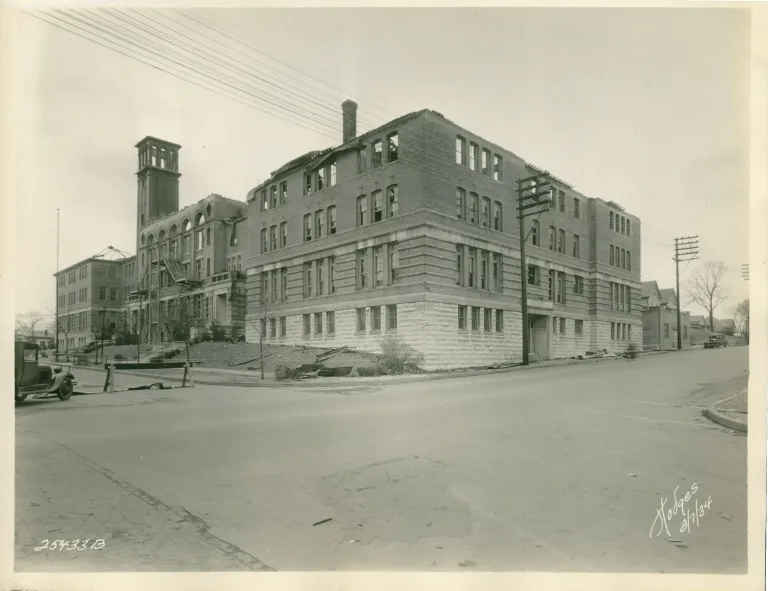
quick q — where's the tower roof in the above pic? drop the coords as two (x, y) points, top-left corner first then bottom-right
(135, 136), (181, 150)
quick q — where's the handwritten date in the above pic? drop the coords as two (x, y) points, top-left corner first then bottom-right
(34, 539), (106, 552)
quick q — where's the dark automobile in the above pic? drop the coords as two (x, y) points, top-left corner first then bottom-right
(703, 334), (728, 349)
(14, 341), (76, 403)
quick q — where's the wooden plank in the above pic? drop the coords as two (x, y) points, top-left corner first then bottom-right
(104, 362), (189, 370)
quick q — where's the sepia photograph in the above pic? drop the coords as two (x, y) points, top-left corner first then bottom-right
(2, 3), (765, 590)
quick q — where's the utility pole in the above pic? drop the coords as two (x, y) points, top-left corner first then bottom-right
(516, 172), (552, 365)
(673, 236), (699, 350)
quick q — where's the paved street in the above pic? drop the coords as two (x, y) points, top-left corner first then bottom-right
(15, 347), (748, 573)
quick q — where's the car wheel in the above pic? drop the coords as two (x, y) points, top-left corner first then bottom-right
(57, 378), (73, 401)
(15, 385), (28, 403)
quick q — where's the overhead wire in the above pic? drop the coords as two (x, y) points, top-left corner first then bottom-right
(29, 7), (717, 269)
(125, 8), (361, 130)
(66, 9), (344, 136)
(197, 7), (401, 126)
(29, 9), (339, 141)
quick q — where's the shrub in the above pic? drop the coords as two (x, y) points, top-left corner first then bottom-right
(380, 336), (425, 374)
(201, 329), (212, 343)
(113, 353), (125, 360)
(211, 322), (228, 342)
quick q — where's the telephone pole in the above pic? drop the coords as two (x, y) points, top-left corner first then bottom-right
(673, 236), (699, 350)
(516, 172), (552, 365)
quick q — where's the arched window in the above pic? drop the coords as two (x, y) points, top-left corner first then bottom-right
(169, 225), (179, 259)
(158, 229), (166, 242)
(140, 234), (146, 246)
(194, 212), (206, 226)
(206, 203), (212, 217)
(182, 219), (192, 232)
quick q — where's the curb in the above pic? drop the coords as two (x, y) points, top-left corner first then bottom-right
(704, 390), (748, 433)
(90, 351), (650, 389)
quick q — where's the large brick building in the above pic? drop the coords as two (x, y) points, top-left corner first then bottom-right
(244, 102), (643, 369)
(55, 137), (249, 349)
(53, 248), (136, 352)
(53, 105), (643, 368)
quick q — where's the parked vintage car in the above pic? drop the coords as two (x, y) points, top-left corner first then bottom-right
(703, 334), (728, 349)
(14, 341), (76, 403)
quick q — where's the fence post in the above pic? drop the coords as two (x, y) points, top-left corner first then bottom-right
(183, 361), (195, 388)
(108, 363), (115, 393)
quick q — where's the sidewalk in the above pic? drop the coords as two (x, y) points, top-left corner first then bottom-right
(15, 429), (274, 571)
(705, 389), (748, 433)
(73, 351), (660, 391)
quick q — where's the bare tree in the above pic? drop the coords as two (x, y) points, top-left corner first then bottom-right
(248, 304), (270, 381)
(56, 306), (73, 362)
(16, 310), (47, 340)
(160, 301), (195, 364)
(733, 298), (750, 344)
(686, 260), (730, 332)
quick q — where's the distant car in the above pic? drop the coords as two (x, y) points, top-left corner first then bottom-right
(14, 341), (76, 403)
(704, 334), (728, 349)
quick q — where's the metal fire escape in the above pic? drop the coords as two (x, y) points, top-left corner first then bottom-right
(132, 255), (201, 344)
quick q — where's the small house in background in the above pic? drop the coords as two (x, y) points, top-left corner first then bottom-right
(641, 282), (691, 350)
(689, 315), (709, 345)
(14, 329), (56, 351)
(690, 315), (737, 344)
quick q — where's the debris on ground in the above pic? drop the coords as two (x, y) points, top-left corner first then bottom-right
(626, 473), (637, 477)
(313, 518), (332, 526)
(315, 346), (349, 363)
(127, 383), (173, 391)
(228, 352), (275, 367)
(317, 367), (354, 377)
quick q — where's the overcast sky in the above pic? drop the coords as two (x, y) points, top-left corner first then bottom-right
(13, 7), (750, 323)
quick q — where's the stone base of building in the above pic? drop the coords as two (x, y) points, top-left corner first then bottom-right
(246, 298), (642, 372)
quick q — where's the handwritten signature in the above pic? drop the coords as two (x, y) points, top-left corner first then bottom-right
(34, 539), (106, 552)
(650, 482), (712, 538)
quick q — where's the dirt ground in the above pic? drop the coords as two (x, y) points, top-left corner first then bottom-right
(187, 342), (384, 373)
(77, 341), (386, 374)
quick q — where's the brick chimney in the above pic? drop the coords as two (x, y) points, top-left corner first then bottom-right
(342, 100), (358, 143)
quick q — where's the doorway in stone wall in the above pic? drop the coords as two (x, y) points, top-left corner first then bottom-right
(216, 293), (228, 325)
(529, 314), (550, 361)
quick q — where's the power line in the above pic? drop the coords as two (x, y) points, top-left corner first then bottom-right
(199, 8), (401, 126)
(122, 8), (358, 130)
(164, 8), (380, 129)
(28, 6), (727, 266)
(61, 9), (344, 136)
(29, 9), (339, 141)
